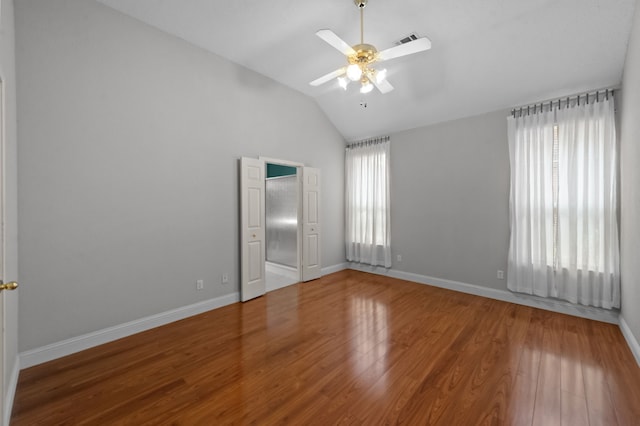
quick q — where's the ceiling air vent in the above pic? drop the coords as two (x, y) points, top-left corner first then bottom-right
(395, 33), (419, 46)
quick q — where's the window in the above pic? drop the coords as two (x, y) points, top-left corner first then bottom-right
(507, 94), (619, 309)
(345, 137), (391, 268)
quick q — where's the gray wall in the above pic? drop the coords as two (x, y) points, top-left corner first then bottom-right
(1, 0), (19, 411)
(390, 110), (510, 290)
(16, 0), (345, 352)
(620, 3), (640, 347)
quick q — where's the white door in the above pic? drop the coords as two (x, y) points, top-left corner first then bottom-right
(0, 77), (17, 426)
(302, 167), (321, 281)
(0, 76), (4, 426)
(240, 157), (266, 302)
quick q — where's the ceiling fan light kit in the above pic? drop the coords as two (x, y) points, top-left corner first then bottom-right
(310, 0), (431, 95)
(360, 80), (374, 94)
(346, 63), (363, 81)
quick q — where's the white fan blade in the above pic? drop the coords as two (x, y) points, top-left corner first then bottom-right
(316, 29), (356, 56)
(310, 67), (346, 86)
(377, 37), (431, 62)
(373, 78), (394, 94)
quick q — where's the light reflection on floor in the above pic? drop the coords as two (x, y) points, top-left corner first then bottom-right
(350, 295), (389, 393)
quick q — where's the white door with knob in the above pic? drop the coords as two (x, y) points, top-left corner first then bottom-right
(302, 167), (321, 282)
(240, 157), (266, 302)
(0, 75), (4, 426)
(0, 76), (19, 426)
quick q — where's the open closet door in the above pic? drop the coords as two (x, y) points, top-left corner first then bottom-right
(240, 157), (266, 301)
(302, 167), (321, 281)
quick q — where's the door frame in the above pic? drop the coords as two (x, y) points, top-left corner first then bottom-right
(241, 156), (322, 301)
(259, 157), (304, 283)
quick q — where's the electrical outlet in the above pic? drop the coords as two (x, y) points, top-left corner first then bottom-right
(196, 279), (204, 290)
(497, 270), (504, 280)
(222, 273), (229, 284)
(397, 254), (402, 262)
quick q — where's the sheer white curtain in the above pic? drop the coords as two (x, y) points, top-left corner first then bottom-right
(345, 137), (391, 267)
(507, 96), (619, 309)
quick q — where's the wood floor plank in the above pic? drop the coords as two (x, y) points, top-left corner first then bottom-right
(572, 317), (619, 426)
(532, 313), (563, 426)
(505, 373), (538, 426)
(590, 320), (640, 425)
(10, 270), (640, 425)
(449, 304), (533, 426)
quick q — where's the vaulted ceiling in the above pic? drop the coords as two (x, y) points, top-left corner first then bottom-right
(96, 0), (636, 141)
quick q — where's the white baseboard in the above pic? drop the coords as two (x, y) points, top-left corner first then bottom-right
(15, 263), (630, 373)
(11, 261), (346, 372)
(4, 357), (20, 426)
(19, 292), (239, 369)
(619, 316), (640, 367)
(348, 263), (620, 325)
(322, 262), (349, 276)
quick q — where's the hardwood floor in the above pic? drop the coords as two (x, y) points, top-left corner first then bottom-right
(11, 270), (640, 425)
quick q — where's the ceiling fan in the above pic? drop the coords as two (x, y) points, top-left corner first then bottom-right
(310, 0), (432, 94)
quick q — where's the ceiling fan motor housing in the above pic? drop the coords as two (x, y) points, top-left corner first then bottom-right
(349, 44), (378, 65)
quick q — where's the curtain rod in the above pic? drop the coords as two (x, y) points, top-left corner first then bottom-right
(510, 86), (618, 118)
(347, 135), (390, 148)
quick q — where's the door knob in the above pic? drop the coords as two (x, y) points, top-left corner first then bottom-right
(0, 281), (18, 292)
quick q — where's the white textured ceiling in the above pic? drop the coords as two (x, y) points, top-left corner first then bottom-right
(96, 0), (636, 141)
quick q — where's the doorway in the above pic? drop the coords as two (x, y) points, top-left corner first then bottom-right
(265, 162), (300, 292)
(240, 157), (321, 302)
